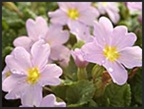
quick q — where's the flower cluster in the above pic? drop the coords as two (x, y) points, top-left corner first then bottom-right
(2, 2), (142, 107)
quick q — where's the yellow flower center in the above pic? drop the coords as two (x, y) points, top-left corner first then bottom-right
(26, 67), (40, 85)
(5, 71), (11, 77)
(103, 45), (120, 62)
(102, 2), (107, 6)
(67, 8), (79, 20)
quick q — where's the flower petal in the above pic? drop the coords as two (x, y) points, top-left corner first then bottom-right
(50, 45), (70, 67)
(93, 17), (112, 47)
(5, 81), (28, 100)
(79, 7), (99, 26)
(39, 94), (66, 107)
(48, 10), (68, 25)
(58, 2), (73, 12)
(106, 9), (120, 24)
(2, 66), (10, 82)
(13, 36), (32, 51)
(39, 64), (62, 86)
(45, 25), (69, 46)
(2, 74), (25, 92)
(6, 47), (32, 75)
(111, 26), (137, 51)
(31, 40), (50, 70)
(70, 24), (93, 42)
(39, 94), (55, 107)
(103, 61), (128, 85)
(21, 85), (42, 106)
(118, 46), (142, 69)
(81, 42), (105, 65)
(26, 16), (48, 41)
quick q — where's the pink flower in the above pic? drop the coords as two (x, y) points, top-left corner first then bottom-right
(21, 94), (66, 107)
(81, 17), (142, 85)
(71, 48), (88, 68)
(2, 40), (63, 106)
(96, 2), (120, 24)
(13, 16), (70, 67)
(48, 2), (99, 33)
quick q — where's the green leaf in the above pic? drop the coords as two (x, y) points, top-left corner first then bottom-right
(51, 85), (69, 102)
(100, 83), (131, 107)
(128, 68), (142, 106)
(63, 57), (77, 81)
(66, 80), (95, 106)
(88, 99), (98, 107)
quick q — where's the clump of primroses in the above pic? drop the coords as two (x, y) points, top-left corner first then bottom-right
(2, 2), (142, 107)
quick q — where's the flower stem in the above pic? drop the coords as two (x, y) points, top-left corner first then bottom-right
(43, 87), (52, 92)
(77, 67), (88, 80)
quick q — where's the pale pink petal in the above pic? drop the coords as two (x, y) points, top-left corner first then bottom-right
(127, 2), (142, 11)
(71, 48), (88, 68)
(2, 74), (25, 92)
(13, 36), (32, 51)
(99, 16), (113, 32)
(31, 40), (50, 70)
(5, 81), (28, 99)
(108, 2), (119, 12)
(2, 66), (10, 82)
(55, 102), (66, 107)
(50, 45), (70, 67)
(75, 2), (92, 11)
(58, 2), (73, 12)
(48, 10), (68, 25)
(26, 16), (48, 41)
(6, 47), (32, 75)
(118, 46), (142, 69)
(81, 42), (105, 65)
(93, 17), (112, 47)
(45, 25), (69, 46)
(70, 24), (93, 42)
(79, 7), (99, 26)
(103, 61), (128, 85)
(39, 94), (66, 107)
(106, 9), (120, 24)
(68, 20), (86, 37)
(39, 64), (62, 86)
(97, 2), (106, 14)
(39, 94), (55, 107)
(68, 20), (83, 33)
(21, 85), (42, 106)
(5, 56), (26, 75)
(111, 26), (137, 51)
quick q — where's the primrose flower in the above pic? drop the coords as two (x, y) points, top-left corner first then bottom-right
(96, 2), (120, 24)
(81, 17), (142, 85)
(71, 48), (88, 68)
(13, 16), (70, 67)
(21, 94), (66, 107)
(2, 40), (63, 106)
(48, 2), (99, 33)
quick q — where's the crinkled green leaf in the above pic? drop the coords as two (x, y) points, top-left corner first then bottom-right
(128, 68), (142, 106)
(66, 80), (95, 106)
(100, 83), (131, 107)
